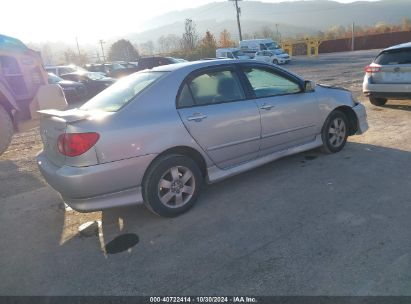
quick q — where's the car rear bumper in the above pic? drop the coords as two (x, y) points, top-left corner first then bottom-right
(64, 187), (143, 212)
(37, 151), (157, 212)
(352, 103), (368, 134)
(363, 78), (411, 99)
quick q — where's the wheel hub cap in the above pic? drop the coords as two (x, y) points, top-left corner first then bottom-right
(328, 118), (346, 148)
(157, 166), (196, 208)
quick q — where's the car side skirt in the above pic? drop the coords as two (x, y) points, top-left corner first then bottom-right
(206, 134), (323, 183)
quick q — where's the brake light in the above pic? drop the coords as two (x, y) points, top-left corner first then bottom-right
(365, 64), (381, 74)
(58, 133), (100, 157)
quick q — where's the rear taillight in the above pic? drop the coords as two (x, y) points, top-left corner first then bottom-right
(365, 64), (381, 74)
(58, 133), (100, 157)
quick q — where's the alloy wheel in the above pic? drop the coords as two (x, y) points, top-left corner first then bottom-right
(157, 166), (196, 208)
(328, 118), (346, 148)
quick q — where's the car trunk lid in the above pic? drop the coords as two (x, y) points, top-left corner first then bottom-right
(38, 109), (105, 167)
(372, 64), (411, 84)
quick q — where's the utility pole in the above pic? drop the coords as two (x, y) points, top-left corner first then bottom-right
(351, 22), (355, 51)
(75, 37), (81, 57)
(99, 39), (106, 62)
(275, 23), (281, 42)
(229, 0), (243, 41)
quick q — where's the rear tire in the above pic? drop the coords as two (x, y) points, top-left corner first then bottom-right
(321, 110), (349, 154)
(369, 97), (387, 106)
(143, 154), (203, 217)
(0, 105), (13, 155)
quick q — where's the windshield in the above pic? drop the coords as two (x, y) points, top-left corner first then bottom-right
(375, 49), (411, 65)
(272, 49), (284, 55)
(232, 50), (245, 57)
(107, 63), (126, 70)
(266, 42), (280, 50)
(86, 72), (105, 80)
(80, 72), (167, 112)
(0, 34), (27, 50)
(48, 73), (63, 83)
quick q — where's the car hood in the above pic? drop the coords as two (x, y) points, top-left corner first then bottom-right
(96, 77), (116, 83)
(317, 83), (350, 92)
(58, 80), (84, 86)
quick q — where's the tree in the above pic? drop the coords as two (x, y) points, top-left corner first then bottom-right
(181, 19), (198, 51)
(199, 31), (217, 58)
(157, 34), (181, 53)
(401, 17), (411, 31)
(61, 48), (88, 66)
(138, 41), (154, 56)
(374, 21), (391, 33)
(108, 39), (139, 62)
(41, 44), (54, 65)
(219, 29), (236, 48)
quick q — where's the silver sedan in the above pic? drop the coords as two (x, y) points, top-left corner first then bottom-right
(37, 59), (368, 217)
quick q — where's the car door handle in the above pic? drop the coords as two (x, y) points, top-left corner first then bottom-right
(260, 104), (274, 110)
(187, 114), (207, 122)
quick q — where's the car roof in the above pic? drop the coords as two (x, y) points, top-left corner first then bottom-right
(383, 41), (411, 51)
(150, 59), (303, 82)
(45, 65), (75, 69)
(151, 59), (254, 73)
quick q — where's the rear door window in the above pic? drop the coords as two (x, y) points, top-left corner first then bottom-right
(177, 68), (245, 108)
(375, 48), (411, 65)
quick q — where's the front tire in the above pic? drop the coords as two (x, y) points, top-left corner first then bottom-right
(321, 110), (349, 154)
(0, 105), (13, 155)
(272, 59), (279, 65)
(369, 97), (387, 106)
(143, 154), (203, 217)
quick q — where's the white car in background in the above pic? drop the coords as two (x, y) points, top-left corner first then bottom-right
(254, 49), (291, 65)
(215, 48), (250, 60)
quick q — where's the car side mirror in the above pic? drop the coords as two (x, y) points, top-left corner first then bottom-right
(304, 80), (316, 92)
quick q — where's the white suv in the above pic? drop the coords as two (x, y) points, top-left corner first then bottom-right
(363, 42), (411, 106)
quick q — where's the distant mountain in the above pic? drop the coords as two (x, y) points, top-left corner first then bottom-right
(126, 0), (411, 44)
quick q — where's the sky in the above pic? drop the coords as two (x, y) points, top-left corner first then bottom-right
(1, 0), (379, 44)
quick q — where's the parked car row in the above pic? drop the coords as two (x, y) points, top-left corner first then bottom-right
(215, 47), (291, 64)
(45, 57), (186, 103)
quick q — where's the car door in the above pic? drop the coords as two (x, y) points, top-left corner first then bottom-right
(240, 64), (320, 155)
(177, 66), (261, 169)
(263, 51), (271, 63)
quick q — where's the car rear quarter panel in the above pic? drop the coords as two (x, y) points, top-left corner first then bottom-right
(87, 70), (214, 167)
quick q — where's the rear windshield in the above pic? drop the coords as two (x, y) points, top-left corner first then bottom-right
(80, 71), (166, 112)
(375, 48), (411, 65)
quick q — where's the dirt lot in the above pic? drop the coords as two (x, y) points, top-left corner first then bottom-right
(0, 50), (410, 295)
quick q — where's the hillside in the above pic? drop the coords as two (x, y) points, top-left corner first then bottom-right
(126, 0), (411, 43)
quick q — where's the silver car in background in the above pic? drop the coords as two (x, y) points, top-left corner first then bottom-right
(37, 60), (368, 217)
(363, 42), (411, 106)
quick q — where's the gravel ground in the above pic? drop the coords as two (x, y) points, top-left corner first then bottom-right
(0, 49), (410, 296)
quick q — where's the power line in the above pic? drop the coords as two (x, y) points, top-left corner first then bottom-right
(229, 0), (243, 41)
